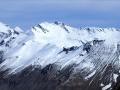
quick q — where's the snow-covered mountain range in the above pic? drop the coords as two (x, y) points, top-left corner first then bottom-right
(0, 21), (120, 90)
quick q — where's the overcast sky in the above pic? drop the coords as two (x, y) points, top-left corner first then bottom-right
(0, 0), (120, 29)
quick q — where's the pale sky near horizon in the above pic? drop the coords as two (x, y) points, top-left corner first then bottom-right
(0, 0), (120, 29)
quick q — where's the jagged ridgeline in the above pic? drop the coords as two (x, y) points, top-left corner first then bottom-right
(0, 21), (120, 90)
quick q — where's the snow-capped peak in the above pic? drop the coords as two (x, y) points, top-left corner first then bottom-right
(0, 21), (120, 90)
(14, 26), (24, 33)
(32, 22), (78, 47)
(31, 22), (120, 48)
(0, 22), (13, 33)
(0, 21), (120, 75)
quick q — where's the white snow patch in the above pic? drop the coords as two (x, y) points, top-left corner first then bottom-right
(113, 74), (118, 83)
(85, 70), (96, 80)
(100, 83), (104, 87)
(14, 26), (24, 32)
(102, 83), (111, 90)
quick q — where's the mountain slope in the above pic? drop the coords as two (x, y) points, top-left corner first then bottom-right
(0, 22), (120, 90)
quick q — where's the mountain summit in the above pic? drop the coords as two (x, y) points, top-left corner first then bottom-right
(0, 22), (120, 90)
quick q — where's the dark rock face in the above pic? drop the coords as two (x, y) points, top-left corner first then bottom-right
(0, 64), (73, 90)
(93, 40), (105, 45)
(62, 46), (79, 54)
(0, 51), (4, 63)
(37, 24), (49, 33)
(0, 40), (4, 46)
(83, 42), (92, 53)
(0, 64), (119, 90)
(113, 78), (120, 90)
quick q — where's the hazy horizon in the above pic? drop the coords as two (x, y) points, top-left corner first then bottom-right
(0, 0), (120, 29)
